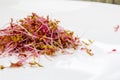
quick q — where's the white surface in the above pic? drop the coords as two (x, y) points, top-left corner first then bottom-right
(0, 0), (120, 80)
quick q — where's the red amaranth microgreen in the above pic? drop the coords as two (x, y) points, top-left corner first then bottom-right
(114, 25), (120, 32)
(0, 13), (93, 69)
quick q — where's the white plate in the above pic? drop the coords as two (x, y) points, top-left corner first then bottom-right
(0, 1), (120, 80)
